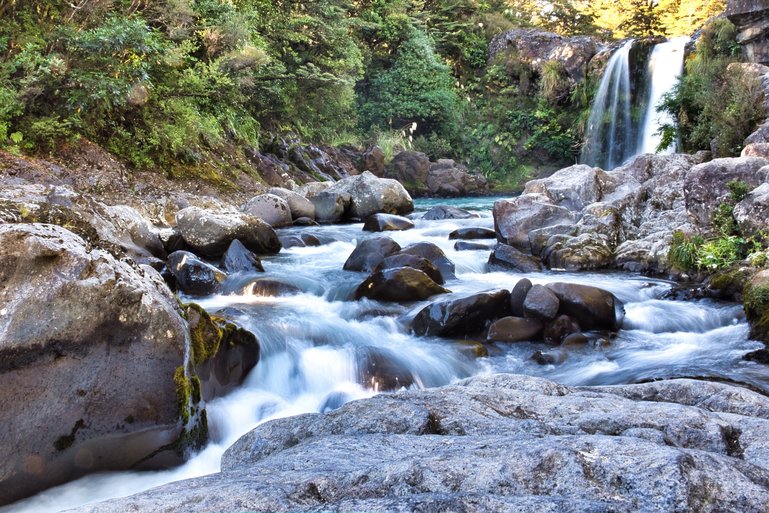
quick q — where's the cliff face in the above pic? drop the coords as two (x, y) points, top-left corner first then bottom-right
(727, 0), (769, 63)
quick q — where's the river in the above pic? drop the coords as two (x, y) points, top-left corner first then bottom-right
(4, 196), (766, 513)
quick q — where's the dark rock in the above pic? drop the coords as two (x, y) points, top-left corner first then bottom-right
(355, 347), (414, 391)
(158, 227), (191, 254)
(227, 277), (302, 297)
(375, 254), (445, 285)
(561, 332), (591, 347)
(361, 146), (386, 177)
(354, 268), (449, 302)
(532, 349), (567, 365)
(412, 289), (511, 337)
(510, 278), (533, 317)
(0, 224), (189, 505)
(522, 285), (560, 321)
(454, 241), (492, 251)
(543, 315), (581, 345)
(545, 282), (625, 331)
(422, 205), (478, 220)
(744, 270), (769, 343)
(362, 213), (415, 232)
(175, 207), (280, 257)
(488, 243), (543, 273)
(220, 239), (264, 273)
(293, 216), (319, 226)
(387, 151), (431, 194)
(487, 316), (543, 342)
(343, 237), (402, 273)
(398, 242), (457, 282)
(449, 227), (496, 240)
(167, 250), (226, 296)
(279, 235), (307, 249)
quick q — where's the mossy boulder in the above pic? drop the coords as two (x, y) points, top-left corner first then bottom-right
(744, 270), (769, 344)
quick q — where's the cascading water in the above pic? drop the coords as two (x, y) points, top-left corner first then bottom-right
(637, 36), (689, 155)
(581, 40), (634, 170)
(581, 37), (688, 170)
(3, 197), (766, 513)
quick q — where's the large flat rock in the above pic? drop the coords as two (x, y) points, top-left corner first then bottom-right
(68, 374), (769, 513)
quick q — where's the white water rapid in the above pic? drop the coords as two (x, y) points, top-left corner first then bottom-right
(3, 196), (766, 513)
(638, 36), (689, 155)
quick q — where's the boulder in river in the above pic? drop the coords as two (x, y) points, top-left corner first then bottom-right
(422, 205), (478, 220)
(545, 282), (625, 331)
(488, 243), (543, 273)
(266, 187), (316, 220)
(510, 278), (533, 317)
(354, 268), (449, 302)
(220, 239), (264, 274)
(522, 284), (560, 321)
(73, 374), (769, 513)
(241, 194), (293, 228)
(0, 224), (190, 505)
(487, 316), (543, 342)
(412, 289), (511, 337)
(362, 213), (414, 232)
(454, 241), (492, 251)
(310, 191), (351, 223)
(448, 227), (496, 240)
(397, 242), (457, 282)
(326, 171), (413, 219)
(175, 206), (280, 257)
(375, 253), (445, 285)
(343, 237), (402, 273)
(167, 250), (227, 296)
(493, 194), (576, 253)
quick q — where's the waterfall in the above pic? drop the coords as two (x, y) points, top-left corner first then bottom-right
(581, 37), (689, 170)
(581, 40), (634, 171)
(637, 37), (689, 155)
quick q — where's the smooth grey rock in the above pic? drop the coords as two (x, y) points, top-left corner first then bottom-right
(522, 284), (560, 321)
(494, 195), (576, 253)
(310, 190), (351, 223)
(510, 278), (533, 317)
(362, 213), (414, 232)
(735, 182), (769, 235)
(487, 316), (543, 342)
(241, 194), (292, 228)
(488, 243), (543, 272)
(0, 224), (188, 505)
(266, 187), (316, 220)
(175, 206), (280, 257)
(326, 171), (413, 219)
(69, 374), (769, 513)
(375, 254), (444, 285)
(422, 205), (478, 220)
(448, 227), (496, 240)
(524, 164), (602, 211)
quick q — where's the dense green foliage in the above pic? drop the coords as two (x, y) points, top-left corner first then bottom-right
(660, 18), (764, 157)
(0, 0), (726, 186)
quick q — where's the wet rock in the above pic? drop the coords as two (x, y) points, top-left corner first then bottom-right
(355, 347), (414, 391)
(487, 316), (543, 342)
(167, 250), (227, 296)
(454, 241), (492, 251)
(293, 216), (319, 226)
(510, 278), (533, 317)
(422, 205), (478, 220)
(494, 194), (576, 253)
(488, 243), (543, 273)
(375, 254), (444, 285)
(744, 269), (769, 343)
(448, 227), (496, 240)
(325, 171), (413, 220)
(343, 237), (402, 273)
(220, 239), (264, 273)
(0, 224), (188, 505)
(77, 374), (769, 513)
(532, 349), (567, 365)
(354, 268), (449, 302)
(175, 207), (280, 257)
(543, 315), (581, 345)
(362, 213), (414, 232)
(561, 332), (591, 347)
(412, 289), (511, 337)
(545, 282), (625, 331)
(735, 182), (769, 236)
(279, 233), (322, 249)
(241, 194), (293, 228)
(266, 187), (316, 220)
(522, 285), (560, 321)
(398, 242), (457, 282)
(158, 226), (191, 254)
(228, 277), (302, 297)
(683, 157), (769, 229)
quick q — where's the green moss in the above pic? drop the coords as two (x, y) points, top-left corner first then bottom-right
(173, 365), (191, 424)
(185, 303), (222, 366)
(708, 267), (751, 296)
(744, 283), (769, 343)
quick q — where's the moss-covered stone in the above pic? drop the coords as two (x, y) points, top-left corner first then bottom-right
(707, 266), (753, 300)
(173, 365), (192, 424)
(185, 303), (223, 366)
(744, 270), (769, 344)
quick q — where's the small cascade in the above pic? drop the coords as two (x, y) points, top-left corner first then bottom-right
(581, 40), (634, 171)
(581, 37), (689, 170)
(637, 36), (689, 155)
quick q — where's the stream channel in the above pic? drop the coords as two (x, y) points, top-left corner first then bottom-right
(5, 196), (768, 513)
